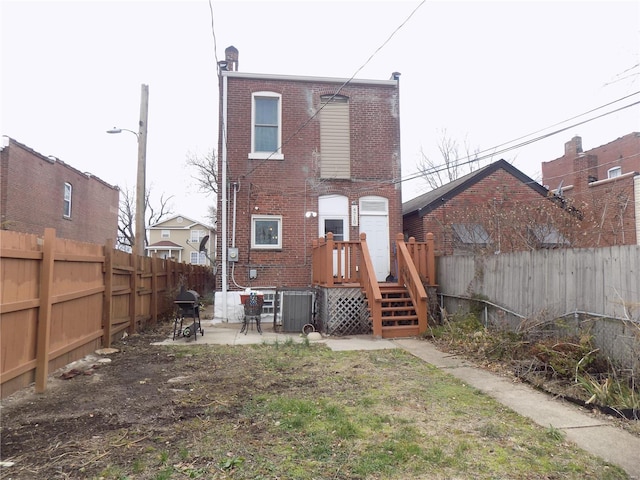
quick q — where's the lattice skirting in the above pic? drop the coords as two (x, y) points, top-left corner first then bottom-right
(317, 287), (372, 336)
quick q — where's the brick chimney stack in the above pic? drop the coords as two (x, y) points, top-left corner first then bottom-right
(565, 135), (583, 157)
(225, 46), (239, 72)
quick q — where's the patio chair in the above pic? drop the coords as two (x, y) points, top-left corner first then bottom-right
(241, 293), (264, 334)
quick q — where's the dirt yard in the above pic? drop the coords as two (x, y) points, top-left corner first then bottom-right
(0, 320), (634, 480)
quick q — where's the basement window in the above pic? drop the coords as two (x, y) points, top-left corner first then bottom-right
(529, 225), (570, 249)
(452, 224), (490, 245)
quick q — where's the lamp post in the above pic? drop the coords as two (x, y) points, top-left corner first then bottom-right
(107, 84), (149, 257)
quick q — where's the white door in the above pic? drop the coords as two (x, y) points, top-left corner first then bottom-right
(318, 195), (349, 278)
(359, 196), (390, 282)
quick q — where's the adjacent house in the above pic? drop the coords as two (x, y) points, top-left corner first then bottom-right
(147, 214), (214, 266)
(541, 133), (640, 246)
(403, 159), (580, 255)
(215, 46), (405, 328)
(0, 136), (119, 244)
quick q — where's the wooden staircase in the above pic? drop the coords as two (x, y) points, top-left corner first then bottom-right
(375, 283), (421, 338)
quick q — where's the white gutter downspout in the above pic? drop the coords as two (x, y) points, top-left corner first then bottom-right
(634, 175), (640, 245)
(221, 73), (229, 320)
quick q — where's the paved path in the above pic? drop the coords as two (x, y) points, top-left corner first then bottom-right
(394, 338), (640, 479)
(158, 321), (639, 478)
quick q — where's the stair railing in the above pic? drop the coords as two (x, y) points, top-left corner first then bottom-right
(395, 233), (429, 334)
(358, 233), (383, 337)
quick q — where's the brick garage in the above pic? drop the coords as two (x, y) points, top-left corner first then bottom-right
(403, 160), (583, 255)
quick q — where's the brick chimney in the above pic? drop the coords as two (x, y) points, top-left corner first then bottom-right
(565, 135), (583, 157)
(225, 46), (238, 72)
(572, 153), (598, 202)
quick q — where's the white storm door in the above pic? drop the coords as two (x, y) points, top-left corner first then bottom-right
(359, 197), (390, 282)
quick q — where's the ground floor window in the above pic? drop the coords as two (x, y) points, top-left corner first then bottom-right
(251, 215), (282, 249)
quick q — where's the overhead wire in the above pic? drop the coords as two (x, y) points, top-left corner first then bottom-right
(241, 0), (427, 180)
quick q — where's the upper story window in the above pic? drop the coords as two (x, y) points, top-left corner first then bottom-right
(251, 215), (282, 249)
(608, 166), (622, 179)
(63, 182), (72, 218)
(320, 94), (350, 179)
(161, 229), (170, 238)
(190, 229), (206, 243)
(250, 92), (283, 160)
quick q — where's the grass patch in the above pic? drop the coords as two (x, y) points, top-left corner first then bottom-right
(23, 340), (630, 479)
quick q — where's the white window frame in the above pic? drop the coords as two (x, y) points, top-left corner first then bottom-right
(190, 251), (206, 265)
(63, 182), (72, 218)
(608, 166), (622, 179)
(251, 215), (282, 249)
(249, 91), (284, 160)
(190, 229), (205, 243)
(161, 229), (170, 238)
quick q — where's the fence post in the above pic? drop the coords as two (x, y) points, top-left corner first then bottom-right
(129, 253), (138, 333)
(103, 239), (114, 347)
(151, 253), (158, 325)
(35, 228), (55, 393)
(426, 233), (436, 285)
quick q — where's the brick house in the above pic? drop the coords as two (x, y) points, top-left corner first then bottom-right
(147, 214), (214, 266)
(403, 159), (581, 255)
(216, 47), (403, 321)
(0, 136), (119, 244)
(541, 133), (640, 246)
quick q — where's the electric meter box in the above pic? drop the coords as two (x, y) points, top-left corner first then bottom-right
(228, 247), (239, 262)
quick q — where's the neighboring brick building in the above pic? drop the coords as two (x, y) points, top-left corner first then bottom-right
(216, 46), (403, 293)
(0, 137), (119, 244)
(541, 133), (640, 246)
(403, 160), (582, 255)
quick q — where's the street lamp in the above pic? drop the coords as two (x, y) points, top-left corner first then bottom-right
(107, 84), (149, 257)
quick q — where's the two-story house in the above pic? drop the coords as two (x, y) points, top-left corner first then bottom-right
(147, 214), (214, 266)
(215, 46), (404, 325)
(0, 136), (119, 244)
(541, 133), (640, 246)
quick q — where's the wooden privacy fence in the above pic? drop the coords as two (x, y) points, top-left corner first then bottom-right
(0, 228), (214, 398)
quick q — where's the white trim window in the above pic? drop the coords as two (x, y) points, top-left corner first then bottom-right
(190, 229), (206, 243)
(161, 229), (170, 238)
(251, 215), (282, 249)
(190, 251), (206, 264)
(63, 182), (72, 218)
(249, 91), (284, 160)
(608, 166), (622, 179)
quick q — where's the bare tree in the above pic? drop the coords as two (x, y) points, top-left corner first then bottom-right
(186, 149), (218, 195)
(117, 188), (174, 252)
(417, 130), (482, 190)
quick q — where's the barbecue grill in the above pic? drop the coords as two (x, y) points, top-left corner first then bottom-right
(173, 288), (204, 340)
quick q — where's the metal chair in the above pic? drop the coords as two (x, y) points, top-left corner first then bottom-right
(241, 294), (263, 334)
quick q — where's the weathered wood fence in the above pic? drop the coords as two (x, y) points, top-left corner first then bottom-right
(436, 245), (640, 366)
(0, 229), (214, 398)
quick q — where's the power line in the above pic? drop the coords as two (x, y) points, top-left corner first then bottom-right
(399, 97), (640, 187)
(241, 0), (426, 179)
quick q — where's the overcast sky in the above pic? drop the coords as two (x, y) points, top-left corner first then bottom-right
(2, 0), (639, 225)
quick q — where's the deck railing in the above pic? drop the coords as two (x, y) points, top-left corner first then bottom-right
(311, 232), (436, 336)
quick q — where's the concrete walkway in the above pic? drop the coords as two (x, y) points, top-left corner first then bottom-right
(155, 320), (639, 478)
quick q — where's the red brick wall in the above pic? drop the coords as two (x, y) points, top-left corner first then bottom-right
(541, 132), (640, 188)
(416, 168), (582, 255)
(540, 133), (639, 247)
(217, 74), (402, 288)
(1, 139), (119, 244)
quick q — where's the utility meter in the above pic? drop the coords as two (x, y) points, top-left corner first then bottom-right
(228, 247), (239, 262)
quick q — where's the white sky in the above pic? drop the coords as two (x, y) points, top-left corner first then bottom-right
(2, 0), (639, 225)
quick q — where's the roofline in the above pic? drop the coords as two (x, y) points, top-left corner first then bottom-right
(221, 70), (398, 87)
(405, 159), (549, 218)
(2, 136), (119, 191)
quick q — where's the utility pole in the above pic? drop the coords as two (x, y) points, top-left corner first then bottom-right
(136, 84), (149, 257)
